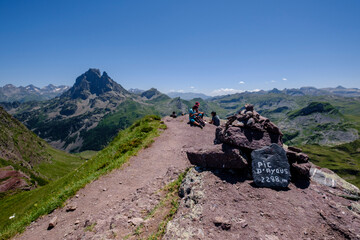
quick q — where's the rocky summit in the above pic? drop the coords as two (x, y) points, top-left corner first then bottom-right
(62, 68), (128, 100)
(187, 104), (311, 183)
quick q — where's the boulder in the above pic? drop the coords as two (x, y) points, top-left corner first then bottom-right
(216, 126), (283, 151)
(213, 216), (231, 230)
(48, 216), (57, 230)
(310, 167), (360, 195)
(288, 146), (302, 153)
(286, 150), (309, 164)
(251, 144), (291, 188)
(291, 162), (311, 179)
(186, 144), (248, 169)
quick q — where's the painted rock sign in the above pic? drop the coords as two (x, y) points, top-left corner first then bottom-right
(251, 143), (291, 188)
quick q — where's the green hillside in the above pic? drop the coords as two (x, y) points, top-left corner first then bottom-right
(0, 107), (85, 192)
(0, 115), (165, 239)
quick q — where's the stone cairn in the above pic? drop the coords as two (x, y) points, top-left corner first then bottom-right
(186, 104), (311, 181)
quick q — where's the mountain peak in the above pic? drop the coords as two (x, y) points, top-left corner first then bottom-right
(62, 69), (128, 100)
(141, 88), (164, 99)
(86, 68), (101, 77)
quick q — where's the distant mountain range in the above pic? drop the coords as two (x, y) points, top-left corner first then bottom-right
(1, 69), (359, 152)
(167, 92), (212, 100)
(266, 86), (360, 97)
(0, 84), (69, 102)
(128, 88), (144, 94)
(0, 69), (214, 152)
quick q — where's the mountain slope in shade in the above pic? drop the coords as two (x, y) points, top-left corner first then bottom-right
(0, 84), (69, 102)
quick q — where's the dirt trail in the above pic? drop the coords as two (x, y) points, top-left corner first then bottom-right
(16, 116), (217, 240)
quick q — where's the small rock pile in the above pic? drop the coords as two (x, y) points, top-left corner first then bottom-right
(187, 104), (311, 181)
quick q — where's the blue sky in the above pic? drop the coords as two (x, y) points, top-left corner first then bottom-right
(0, 0), (359, 96)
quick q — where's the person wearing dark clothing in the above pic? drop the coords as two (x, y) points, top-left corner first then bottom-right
(210, 111), (220, 126)
(170, 111), (177, 118)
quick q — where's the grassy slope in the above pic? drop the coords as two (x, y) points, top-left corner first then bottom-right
(0, 106), (85, 187)
(34, 147), (85, 181)
(80, 99), (157, 151)
(0, 115), (165, 239)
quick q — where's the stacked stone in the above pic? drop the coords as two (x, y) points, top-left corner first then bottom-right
(216, 104), (283, 151)
(187, 104), (311, 181)
(286, 146), (311, 180)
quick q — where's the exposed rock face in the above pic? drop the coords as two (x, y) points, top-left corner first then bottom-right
(186, 144), (248, 169)
(310, 166), (360, 196)
(62, 69), (128, 100)
(0, 166), (32, 192)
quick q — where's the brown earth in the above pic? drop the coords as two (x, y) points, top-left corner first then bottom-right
(0, 166), (31, 192)
(165, 168), (360, 240)
(15, 115), (360, 240)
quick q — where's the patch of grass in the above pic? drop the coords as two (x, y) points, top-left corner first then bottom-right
(34, 147), (86, 181)
(0, 115), (163, 239)
(74, 150), (98, 160)
(288, 102), (339, 119)
(146, 168), (189, 239)
(84, 222), (97, 232)
(124, 168), (189, 240)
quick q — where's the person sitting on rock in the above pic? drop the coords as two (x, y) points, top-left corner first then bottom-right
(189, 105), (203, 129)
(170, 111), (177, 118)
(209, 111), (220, 126)
(194, 101), (204, 119)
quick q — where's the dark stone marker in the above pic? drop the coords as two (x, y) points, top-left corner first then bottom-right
(251, 143), (291, 188)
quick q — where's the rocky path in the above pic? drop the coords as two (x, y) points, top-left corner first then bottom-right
(15, 116), (218, 240)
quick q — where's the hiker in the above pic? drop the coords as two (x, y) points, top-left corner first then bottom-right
(210, 111), (220, 126)
(189, 105), (203, 129)
(194, 102), (204, 119)
(170, 111), (177, 118)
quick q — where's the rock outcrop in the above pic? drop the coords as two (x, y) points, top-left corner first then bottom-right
(186, 144), (248, 169)
(187, 104), (311, 182)
(0, 166), (32, 192)
(164, 167), (360, 239)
